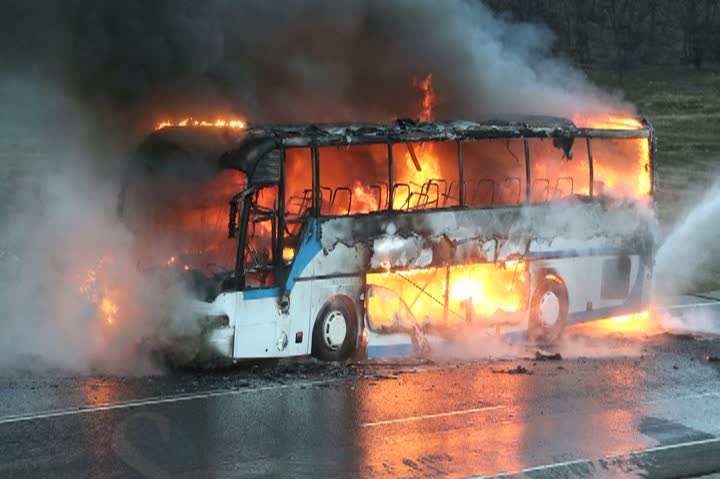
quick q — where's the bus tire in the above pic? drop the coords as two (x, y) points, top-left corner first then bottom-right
(528, 273), (568, 346)
(312, 297), (357, 361)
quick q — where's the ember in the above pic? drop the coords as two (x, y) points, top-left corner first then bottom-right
(155, 118), (247, 130)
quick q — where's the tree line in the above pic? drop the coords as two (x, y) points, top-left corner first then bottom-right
(485, 0), (720, 74)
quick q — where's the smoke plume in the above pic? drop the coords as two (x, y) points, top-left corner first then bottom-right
(0, 1), (633, 372)
(654, 178), (720, 296)
(1, 0), (630, 131)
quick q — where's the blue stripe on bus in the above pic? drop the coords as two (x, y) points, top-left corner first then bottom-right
(367, 343), (414, 358)
(243, 287), (279, 300)
(526, 247), (626, 259)
(284, 219), (322, 292)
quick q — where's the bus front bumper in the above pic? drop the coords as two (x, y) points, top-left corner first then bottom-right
(151, 326), (235, 365)
(200, 326), (235, 359)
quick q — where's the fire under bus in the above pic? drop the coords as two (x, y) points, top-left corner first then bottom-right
(123, 116), (655, 362)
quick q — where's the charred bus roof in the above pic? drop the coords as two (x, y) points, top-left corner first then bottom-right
(136, 116), (652, 187)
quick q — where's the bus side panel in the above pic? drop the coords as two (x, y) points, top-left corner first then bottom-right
(307, 243), (368, 349)
(232, 293), (282, 358)
(226, 276), (317, 359)
(529, 254), (648, 323)
(283, 272), (315, 356)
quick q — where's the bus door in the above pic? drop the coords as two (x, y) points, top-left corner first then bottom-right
(235, 185), (286, 357)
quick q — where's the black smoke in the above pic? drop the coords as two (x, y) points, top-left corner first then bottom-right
(1, 0), (628, 135)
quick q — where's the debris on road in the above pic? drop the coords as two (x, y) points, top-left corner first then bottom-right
(535, 350), (563, 361)
(662, 331), (697, 341)
(491, 365), (533, 375)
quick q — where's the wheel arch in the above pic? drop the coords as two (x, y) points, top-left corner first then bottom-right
(310, 293), (361, 359)
(528, 266), (570, 344)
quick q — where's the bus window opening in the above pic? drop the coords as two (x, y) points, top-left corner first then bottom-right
(284, 148), (312, 262)
(391, 141), (459, 210)
(590, 137), (651, 200)
(319, 144), (389, 216)
(244, 185), (278, 288)
(462, 139), (526, 206)
(528, 137), (590, 203)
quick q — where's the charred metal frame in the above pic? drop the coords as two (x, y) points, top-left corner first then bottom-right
(523, 139), (531, 204)
(231, 117), (655, 290)
(457, 141), (465, 206)
(387, 143), (394, 210)
(586, 137), (594, 197)
(276, 148), (286, 272)
(235, 193), (252, 290)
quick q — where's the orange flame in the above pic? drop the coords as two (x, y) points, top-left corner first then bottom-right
(366, 261), (528, 330)
(79, 256), (119, 326)
(576, 310), (658, 335)
(415, 73), (435, 122)
(282, 247), (296, 262)
(155, 117), (247, 131)
(573, 114), (644, 130)
(99, 296), (118, 325)
(384, 73), (444, 210)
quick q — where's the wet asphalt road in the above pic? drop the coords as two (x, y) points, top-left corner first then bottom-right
(5, 302), (720, 477)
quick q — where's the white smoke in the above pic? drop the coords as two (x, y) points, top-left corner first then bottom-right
(362, 198), (658, 268)
(654, 179), (720, 296)
(428, 329), (642, 361)
(659, 307), (720, 336)
(0, 80), (201, 374)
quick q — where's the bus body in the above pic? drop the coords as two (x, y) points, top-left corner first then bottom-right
(125, 117), (656, 361)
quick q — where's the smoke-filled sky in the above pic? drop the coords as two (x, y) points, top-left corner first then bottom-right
(1, 0), (629, 136)
(0, 0), (637, 372)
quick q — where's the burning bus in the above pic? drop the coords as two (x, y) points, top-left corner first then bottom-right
(121, 116), (656, 362)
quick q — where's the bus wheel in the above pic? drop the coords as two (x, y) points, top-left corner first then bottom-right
(312, 298), (357, 361)
(528, 273), (568, 346)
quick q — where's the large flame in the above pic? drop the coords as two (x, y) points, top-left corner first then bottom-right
(573, 114), (644, 130)
(366, 261), (528, 330)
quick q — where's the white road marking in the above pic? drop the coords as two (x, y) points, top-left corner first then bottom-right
(0, 379), (339, 426)
(361, 405), (504, 428)
(477, 436), (720, 478)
